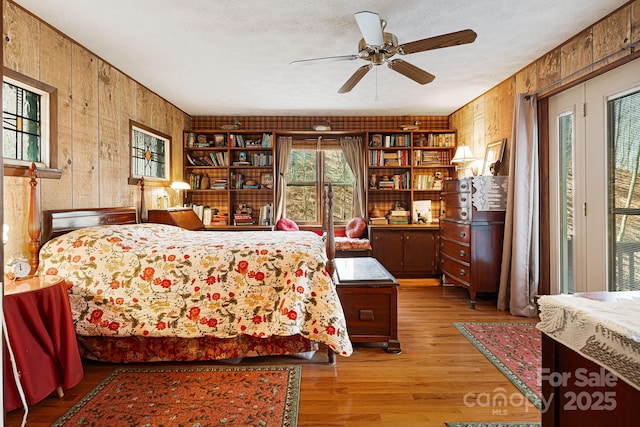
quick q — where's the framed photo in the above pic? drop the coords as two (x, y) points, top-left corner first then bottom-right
(130, 121), (171, 183)
(482, 138), (506, 176)
(261, 172), (273, 189)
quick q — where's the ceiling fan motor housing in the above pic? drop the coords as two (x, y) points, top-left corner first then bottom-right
(358, 32), (398, 64)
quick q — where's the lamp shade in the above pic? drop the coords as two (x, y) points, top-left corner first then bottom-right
(451, 145), (476, 163)
(170, 181), (191, 190)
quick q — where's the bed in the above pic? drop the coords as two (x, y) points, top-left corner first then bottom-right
(31, 173), (351, 363)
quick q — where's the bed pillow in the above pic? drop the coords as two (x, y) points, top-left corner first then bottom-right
(345, 217), (366, 238)
(276, 217), (299, 231)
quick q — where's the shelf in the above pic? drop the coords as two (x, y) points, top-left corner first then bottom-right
(183, 130), (275, 228)
(365, 129), (457, 225)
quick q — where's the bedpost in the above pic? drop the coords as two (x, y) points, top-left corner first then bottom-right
(28, 163), (41, 274)
(139, 177), (147, 223)
(325, 183), (335, 278)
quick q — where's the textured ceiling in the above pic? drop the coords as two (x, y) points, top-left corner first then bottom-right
(12, 0), (629, 117)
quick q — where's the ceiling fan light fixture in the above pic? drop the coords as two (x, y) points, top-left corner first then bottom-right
(290, 12), (476, 93)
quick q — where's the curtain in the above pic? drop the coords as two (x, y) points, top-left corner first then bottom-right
(339, 136), (367, 218)
(274, 135), (292, 221)
(497, 93), (540, 317)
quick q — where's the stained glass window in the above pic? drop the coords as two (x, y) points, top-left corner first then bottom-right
(131, 123), (170, 181)
(3, 80), (45, 164)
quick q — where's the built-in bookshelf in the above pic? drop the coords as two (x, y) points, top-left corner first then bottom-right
(366, 130), (457, 225)
(183, 131), (275, 229)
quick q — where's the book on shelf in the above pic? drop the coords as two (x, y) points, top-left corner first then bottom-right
(369, 217), (388, 225)
(202, 207), (212, 226)
(388, 217), (410, 224)
(412, 200), (433, 224)
(259, 203), (273, 226)
(192, 204), (205, 221)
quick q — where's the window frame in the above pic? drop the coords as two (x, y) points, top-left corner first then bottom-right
(2, 68), (60, 178)
(128, 120), (172, 186)
(286, 144), (355, 226)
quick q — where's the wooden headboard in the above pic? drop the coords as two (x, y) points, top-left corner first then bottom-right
(42, 207), (138, 242)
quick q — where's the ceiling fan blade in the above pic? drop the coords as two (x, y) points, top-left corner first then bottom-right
(290, 55), (359, 66)
(354, 11), (384, 47)
(387, 59), (435, 85)
(338, 64), (373, 93)
(398, 29), (477, 55)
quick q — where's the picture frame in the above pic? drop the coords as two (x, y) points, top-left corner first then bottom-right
(481, 138), (506, 176)
(261, 172), (273, 189)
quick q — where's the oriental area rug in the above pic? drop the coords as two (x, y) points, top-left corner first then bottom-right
(52, 365), (301, 427)
(453, 322), (542, 410)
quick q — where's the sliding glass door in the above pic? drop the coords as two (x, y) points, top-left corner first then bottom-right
(549, 59), (640, 294)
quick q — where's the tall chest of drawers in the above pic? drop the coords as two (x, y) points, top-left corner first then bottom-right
(439, 177), (507, 308)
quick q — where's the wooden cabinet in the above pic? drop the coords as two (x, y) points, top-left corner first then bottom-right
(369, 225), (439, 277)
(333, 257), (400, 353)
(366, 130), (456, 224)
(439, 177), (507, 308)
(147, 208), (204, 230)
(183, 131), (274, 228)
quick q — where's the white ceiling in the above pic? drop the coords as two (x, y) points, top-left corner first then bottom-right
(12, 0), (629, 117)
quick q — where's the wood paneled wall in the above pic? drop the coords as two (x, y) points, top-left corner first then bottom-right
(2, 0), (190, 258)
(450, 0), (640, 166)
(449, 0), (640, 295)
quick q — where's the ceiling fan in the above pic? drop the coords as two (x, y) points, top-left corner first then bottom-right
(290, 11), (477, 93)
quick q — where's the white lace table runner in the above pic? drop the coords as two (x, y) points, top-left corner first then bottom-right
(537, 293), (640, 391)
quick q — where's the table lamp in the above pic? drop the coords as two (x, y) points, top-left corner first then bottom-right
(451, 145), (477, 177)
(170, 181), (191, 207)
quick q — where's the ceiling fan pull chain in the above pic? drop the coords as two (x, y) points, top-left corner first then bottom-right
(375, 67), (380, 101)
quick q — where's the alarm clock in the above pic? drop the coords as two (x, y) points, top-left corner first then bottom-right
(5, 257), (31, 279)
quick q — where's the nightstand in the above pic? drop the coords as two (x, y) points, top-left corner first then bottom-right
(3, 274), (84, 412)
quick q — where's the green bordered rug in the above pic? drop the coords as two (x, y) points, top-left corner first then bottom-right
(453, 322), (541, 410)
(446, 423), (540, 427)
(52, 365), (301, 426)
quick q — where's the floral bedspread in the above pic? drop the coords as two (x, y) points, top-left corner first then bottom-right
(38, 223), (352, 356)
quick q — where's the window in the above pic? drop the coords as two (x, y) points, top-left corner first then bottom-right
(130, 121), (171, 183)
(285, 148), (355, 224)
(2, 71), (53, 168)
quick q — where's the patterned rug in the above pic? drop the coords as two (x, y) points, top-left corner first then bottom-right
(453, 322), (541, 410)
(445, 423), (540, 427)
(52, 365), (301, 426)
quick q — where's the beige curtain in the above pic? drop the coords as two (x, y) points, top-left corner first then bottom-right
(498, 93), (540, 317)
(339, 136), (367, 218)
(274, 135), (292, 221)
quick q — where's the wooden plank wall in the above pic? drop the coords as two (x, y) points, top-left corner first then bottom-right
(2, 0), (190, 258)
(449, 0), (640, 167)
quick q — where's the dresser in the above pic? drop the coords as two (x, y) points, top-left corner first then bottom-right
(439, 177), (507, 308)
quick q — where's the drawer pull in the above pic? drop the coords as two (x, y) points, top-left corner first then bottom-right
(459, 250), (466, 257)
(461, 211), (467, 218)
(461, 197), (467, 202)
(459, 231), (466, 238)
(460, 183), (468, 190)
(459, 269), (466, 276)
(440, 242), (444, 248)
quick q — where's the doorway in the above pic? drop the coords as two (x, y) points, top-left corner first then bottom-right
(549, 59), (640, 293)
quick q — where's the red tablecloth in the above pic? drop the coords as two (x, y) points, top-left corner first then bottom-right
(3, 276), (84, 412)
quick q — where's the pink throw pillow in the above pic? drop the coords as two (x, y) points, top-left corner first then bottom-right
(345, 217), (366, 238)
(276, 218), (299, 231)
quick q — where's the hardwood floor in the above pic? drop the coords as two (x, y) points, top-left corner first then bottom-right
(5, 280), (542, 426)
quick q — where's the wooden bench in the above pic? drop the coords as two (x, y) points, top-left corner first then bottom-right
(333, 257), (401, 353)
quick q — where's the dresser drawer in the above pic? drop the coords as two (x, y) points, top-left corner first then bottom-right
(442, 178), (472, 193)
(443, 206), (471, 222)
(440, 255), (472, 287)
(441, 191), (472, 208)
(440, 222), (471, 244)
(440, 239), (471, 263)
